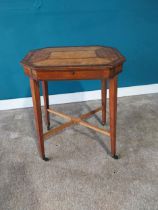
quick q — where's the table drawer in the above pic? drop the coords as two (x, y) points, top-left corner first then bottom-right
(32, 69), (114, 80)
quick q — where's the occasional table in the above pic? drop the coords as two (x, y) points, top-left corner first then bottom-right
(21, 46), (125, 161)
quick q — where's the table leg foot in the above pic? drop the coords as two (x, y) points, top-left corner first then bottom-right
(43, 157), (49, 161)
(112, 154), (119, 159)
(47, 123), (50, 131)
(102, 122), (106, 126)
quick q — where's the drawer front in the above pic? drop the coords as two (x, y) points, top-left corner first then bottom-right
(34, 69), (111, 80)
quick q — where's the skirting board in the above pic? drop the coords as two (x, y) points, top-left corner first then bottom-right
(0, 84), (158, 111)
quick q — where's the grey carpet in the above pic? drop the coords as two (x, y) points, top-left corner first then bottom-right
(0, 93), (158, 210)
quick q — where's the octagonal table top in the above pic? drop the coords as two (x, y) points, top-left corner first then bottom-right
(21, 46), (125, 71)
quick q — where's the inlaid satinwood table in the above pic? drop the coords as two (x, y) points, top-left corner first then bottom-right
(21, 46), (125, 161)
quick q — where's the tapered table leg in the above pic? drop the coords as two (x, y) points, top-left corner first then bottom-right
(109, 76), (118, 159)
(42, 81), (50, 130)
(101, 79), (107, 125)
(30, 79), (48, 161)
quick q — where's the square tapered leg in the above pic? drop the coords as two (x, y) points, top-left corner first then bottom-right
(109, 76), (118, 159)
(30, 79), (48, 161)
(42, 81), (50, 130)
(101, 79), (107, 125)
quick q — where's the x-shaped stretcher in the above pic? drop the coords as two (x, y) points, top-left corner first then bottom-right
(43, 107), (110, 141)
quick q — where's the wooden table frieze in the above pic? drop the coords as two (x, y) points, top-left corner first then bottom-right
(21, 46), (125, 161)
